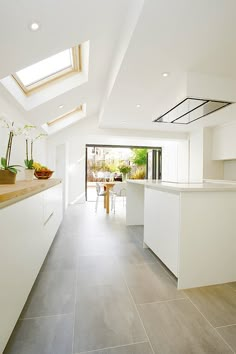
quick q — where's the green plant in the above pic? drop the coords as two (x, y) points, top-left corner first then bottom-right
(0, 119), (23, 174)
(24, 159), (34, 169)
(118, 163), (131, 175)
(24, 129), (47, 170)
(132, 148), (148, 166)
(130, 167), (146, 179)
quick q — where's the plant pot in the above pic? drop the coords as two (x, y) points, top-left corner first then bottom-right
(25, 169), (34, 181)
(0, 170), (16, 184)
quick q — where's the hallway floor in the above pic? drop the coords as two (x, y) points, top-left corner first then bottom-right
(4, 202), (236, 354)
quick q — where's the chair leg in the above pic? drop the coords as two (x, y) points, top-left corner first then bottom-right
(113, 195), (116, 214)
(95, 195), (99, 212)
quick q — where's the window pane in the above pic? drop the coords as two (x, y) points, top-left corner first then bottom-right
(16, 49), (72, 87)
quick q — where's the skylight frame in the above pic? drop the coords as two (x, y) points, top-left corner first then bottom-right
(47, 106), (83, 127)
(12, 46), (81, 94)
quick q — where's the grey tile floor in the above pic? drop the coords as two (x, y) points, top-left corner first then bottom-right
(4, 201), (236, 354)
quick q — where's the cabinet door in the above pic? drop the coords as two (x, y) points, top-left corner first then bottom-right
(0, 193), (43, 353)
(144, 187), (180, 276)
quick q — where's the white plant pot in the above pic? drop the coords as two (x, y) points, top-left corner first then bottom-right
(25, 169), (34, 181)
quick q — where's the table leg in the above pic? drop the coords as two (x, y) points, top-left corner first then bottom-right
(104, 186), (106, 208)
(106, 189), (110, 214)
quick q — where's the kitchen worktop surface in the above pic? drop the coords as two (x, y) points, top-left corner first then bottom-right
(0, 178), (62, 208)
(127, 179), (236, 192)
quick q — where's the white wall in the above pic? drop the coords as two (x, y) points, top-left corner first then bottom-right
(224, 160), (236, 180)
(203, 128), (223, 180)
(189, 129), (203, 182)
(0, 89), (47, 180)
(47, 115), (189, 204)
(189, 127), (223, 182)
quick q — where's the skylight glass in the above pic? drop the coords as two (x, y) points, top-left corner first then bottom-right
(16, 49), (73, 87)
(47, 106), (83, 126)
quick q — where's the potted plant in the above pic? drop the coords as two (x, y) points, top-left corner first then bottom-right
(118, 163), (131, 181)
(0, 119), (22, 184)
(24, 130), (47, 181)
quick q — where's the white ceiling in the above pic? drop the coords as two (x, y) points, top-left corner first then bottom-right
(1, 0), (236, 133)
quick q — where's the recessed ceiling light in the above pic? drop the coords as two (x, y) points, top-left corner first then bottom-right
(29, 22), (40, 31)
(58, 105), (64, 109)
(162, 72), (169, 77)
(136, 104), (141, 108)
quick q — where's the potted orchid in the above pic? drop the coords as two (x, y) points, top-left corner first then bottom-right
(24, 130), (47, 181)
(0, 118), (23, 184)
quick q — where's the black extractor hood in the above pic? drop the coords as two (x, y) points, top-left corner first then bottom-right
(153, 97), (232, 125)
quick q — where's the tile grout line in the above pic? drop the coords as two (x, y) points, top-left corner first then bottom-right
(120, 273), (156, 354)
(19, 312), (74, 321)
(184, 293), (236, 354)
(137, 297), (187, 306)
(76, 340), (150, 354)
(215, 323), (236, 329)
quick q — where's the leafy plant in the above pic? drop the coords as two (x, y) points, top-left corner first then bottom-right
(24, 127), (47, 170)
(132, 148), (148, 166)
(130, 167), (146, 179)
(0, 157), (20, 174)
(118, 163), (131, 175)
(0, 119), (23, 174)
(24, 159), (34, 169)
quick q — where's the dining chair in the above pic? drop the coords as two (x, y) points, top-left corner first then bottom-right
(110, 182), (126, 214)
(95, 182), (106, 212)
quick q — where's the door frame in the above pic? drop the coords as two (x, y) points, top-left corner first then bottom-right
(85, 144), (162, 201)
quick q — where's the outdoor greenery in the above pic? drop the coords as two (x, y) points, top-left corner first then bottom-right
(118, 163), (131, 175)
(131, 148), (148, 166)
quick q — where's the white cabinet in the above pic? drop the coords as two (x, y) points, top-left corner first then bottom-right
(0, 183), (62, 353)
(144, 187), (179, 276)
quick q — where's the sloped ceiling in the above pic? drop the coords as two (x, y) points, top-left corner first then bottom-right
(1, 0), (236, 134)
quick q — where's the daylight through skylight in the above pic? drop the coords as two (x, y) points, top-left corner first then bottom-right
(16, 49), (73, 87)
(12, 45), (81, 94)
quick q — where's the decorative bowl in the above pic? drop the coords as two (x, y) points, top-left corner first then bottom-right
(34, 170), (54, 179)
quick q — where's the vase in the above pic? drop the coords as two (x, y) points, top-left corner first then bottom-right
(25, 169), (35, 181)
(0, 170), (16, 184)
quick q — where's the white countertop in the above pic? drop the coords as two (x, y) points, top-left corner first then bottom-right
(127, 179), (236, 192)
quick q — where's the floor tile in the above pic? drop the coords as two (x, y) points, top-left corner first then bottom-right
(217, 325), (236, 352)
(78, 342), (153, 354)
(185, 284), (236, 327)
(138, 299), (232, 354)
(114, 243), (157, 265)
(123, 263), (184, 304)
(74, 283), (147, 353)
(77, 255), (124, 287)
(4, 314), (73, 354)
(21, 270), (76, 318)
(42, 238), (78, 271)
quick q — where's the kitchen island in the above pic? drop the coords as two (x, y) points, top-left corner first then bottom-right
(126, 180), (236, 289)
(0, 179), (63, 353)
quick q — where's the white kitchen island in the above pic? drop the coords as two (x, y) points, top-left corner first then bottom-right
(126, 180), (236, 289)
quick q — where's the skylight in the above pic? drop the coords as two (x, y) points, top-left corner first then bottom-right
(47, 106), (83, 126)
(12, 46), (81, 93)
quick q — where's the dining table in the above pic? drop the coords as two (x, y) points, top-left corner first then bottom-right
(103, 181), (115, 214)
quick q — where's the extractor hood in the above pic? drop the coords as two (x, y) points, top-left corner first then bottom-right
(153, 97), (232, 125)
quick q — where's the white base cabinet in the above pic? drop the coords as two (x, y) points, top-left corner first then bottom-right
(0, 183), (62, 353)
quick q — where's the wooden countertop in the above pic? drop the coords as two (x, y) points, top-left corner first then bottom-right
(0, 179), (62, 208)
